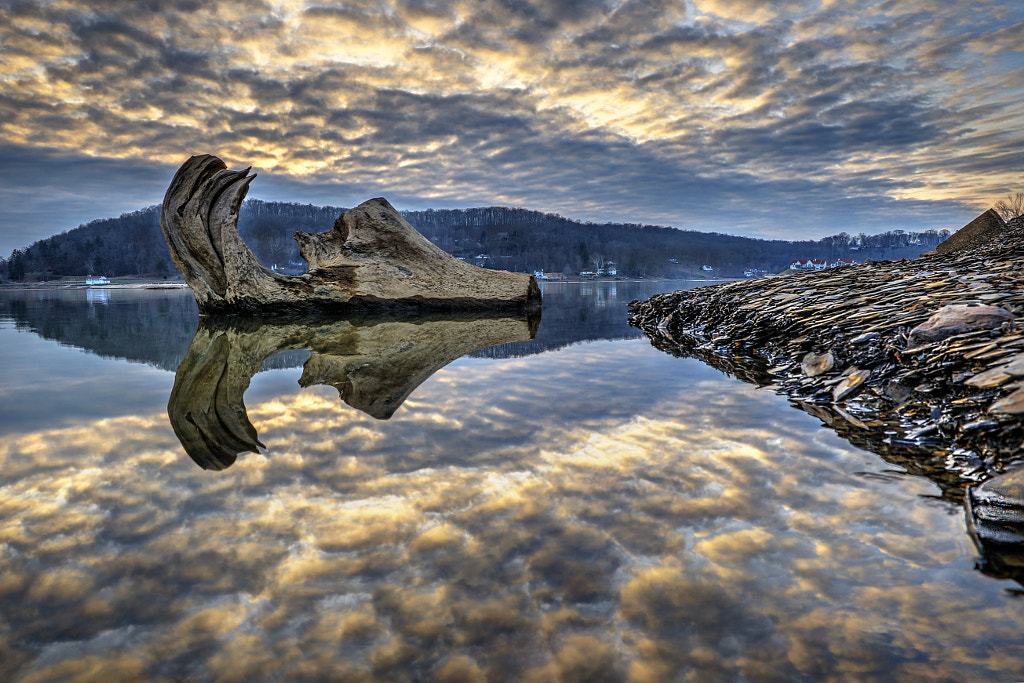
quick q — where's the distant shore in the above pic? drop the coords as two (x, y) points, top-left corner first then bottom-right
(2, 275), (734, 290)
(0, 280), (188, 290)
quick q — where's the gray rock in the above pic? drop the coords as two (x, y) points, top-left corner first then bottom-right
(851, 332), (880, 344)
(801, 351), (834, 377)
(936, 208), (1006, 254)
(990, 387), (1024, 415)
(906, 305), (1013, 349)
(833, 367), (871, 401)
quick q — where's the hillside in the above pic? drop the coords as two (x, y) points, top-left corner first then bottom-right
(1, 200), (950, 282)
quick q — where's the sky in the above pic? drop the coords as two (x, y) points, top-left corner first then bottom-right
(1, 0), (1022, 256)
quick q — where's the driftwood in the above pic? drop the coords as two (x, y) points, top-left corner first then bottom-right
(160, 155), (541, 314)
(168, 311), (539, 470)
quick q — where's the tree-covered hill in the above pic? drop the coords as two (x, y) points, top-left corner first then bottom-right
(1, 199), (950, 281)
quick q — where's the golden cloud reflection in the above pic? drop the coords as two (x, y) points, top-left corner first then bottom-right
(2, 339), (1023, 680)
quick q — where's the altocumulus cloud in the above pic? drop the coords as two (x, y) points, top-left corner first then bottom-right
(1, 0), (1023, 253)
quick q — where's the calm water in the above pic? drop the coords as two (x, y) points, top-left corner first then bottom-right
(1, 282), (1023, 682)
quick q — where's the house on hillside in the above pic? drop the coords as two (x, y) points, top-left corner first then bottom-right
(86, 275), (110, 285)
(789, 258), (858, 271)
(789, 259), (829, 270)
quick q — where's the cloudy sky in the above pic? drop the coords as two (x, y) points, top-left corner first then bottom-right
(1, 0), (1022, 255)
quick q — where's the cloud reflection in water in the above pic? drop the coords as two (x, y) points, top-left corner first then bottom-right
(0, 337), (1021, 680)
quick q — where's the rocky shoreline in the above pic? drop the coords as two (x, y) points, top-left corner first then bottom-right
(629, 218), (1024, 497)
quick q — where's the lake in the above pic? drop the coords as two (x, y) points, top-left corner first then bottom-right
(1, 281), (1023, 682)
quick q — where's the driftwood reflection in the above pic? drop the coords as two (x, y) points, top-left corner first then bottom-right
(169, 311), (539, 470)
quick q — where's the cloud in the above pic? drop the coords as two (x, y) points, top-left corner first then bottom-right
(0, 145), (176, 255)
(0, 0), (1022, 252)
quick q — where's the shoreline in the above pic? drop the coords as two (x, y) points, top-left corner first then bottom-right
(629, 221), (1024, 495)
(0, 281), (189, 290)
(2, 276), (729, 289)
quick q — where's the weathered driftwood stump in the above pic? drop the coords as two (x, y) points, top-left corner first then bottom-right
(160, 155), (541, 314)
(169, 311), (539, 470)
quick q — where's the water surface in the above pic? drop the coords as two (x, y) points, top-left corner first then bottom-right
(1, 283), (1022, 682)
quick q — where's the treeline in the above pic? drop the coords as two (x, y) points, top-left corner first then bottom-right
(5, 206), (171, 282)
(1, 199), (950, 281)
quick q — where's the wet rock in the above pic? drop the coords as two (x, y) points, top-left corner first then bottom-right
(629, 215), (1024, 485)
(801, 351), (834, 377)
(907, 305), (1014, 349)
(990, 388), (1024, 416)
(833, 368), (871, 402)
(965, 366), (1014, 388)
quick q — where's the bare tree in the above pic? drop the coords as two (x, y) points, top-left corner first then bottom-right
(994, 191), (1024, 221)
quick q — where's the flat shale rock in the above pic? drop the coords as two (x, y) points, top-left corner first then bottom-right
(629, 218), (1024, 491)
(990, 389), (1024, 416)
(801, 351), (834, 377)
(907, 304), (1013, 349)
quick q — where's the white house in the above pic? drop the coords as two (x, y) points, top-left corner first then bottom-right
(790, 258), (858, 271)
(86, 275), (110, 285)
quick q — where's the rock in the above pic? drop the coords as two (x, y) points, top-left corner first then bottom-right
(160, 155), (541, 315)
(833, 367), (871, 401)
(1002, 354), (1024, 377)
(989, 388), (1024, 416)
(906, 304), (1013, 349)
(972, 467), (1024, 509)
(801, 351), (834, 377)
(965, 366), (1013, 388)
(936, 208), (1006, 254)
(628, 216), (1024, 482)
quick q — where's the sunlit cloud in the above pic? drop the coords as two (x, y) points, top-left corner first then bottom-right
(0, 0), (1022, 252)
